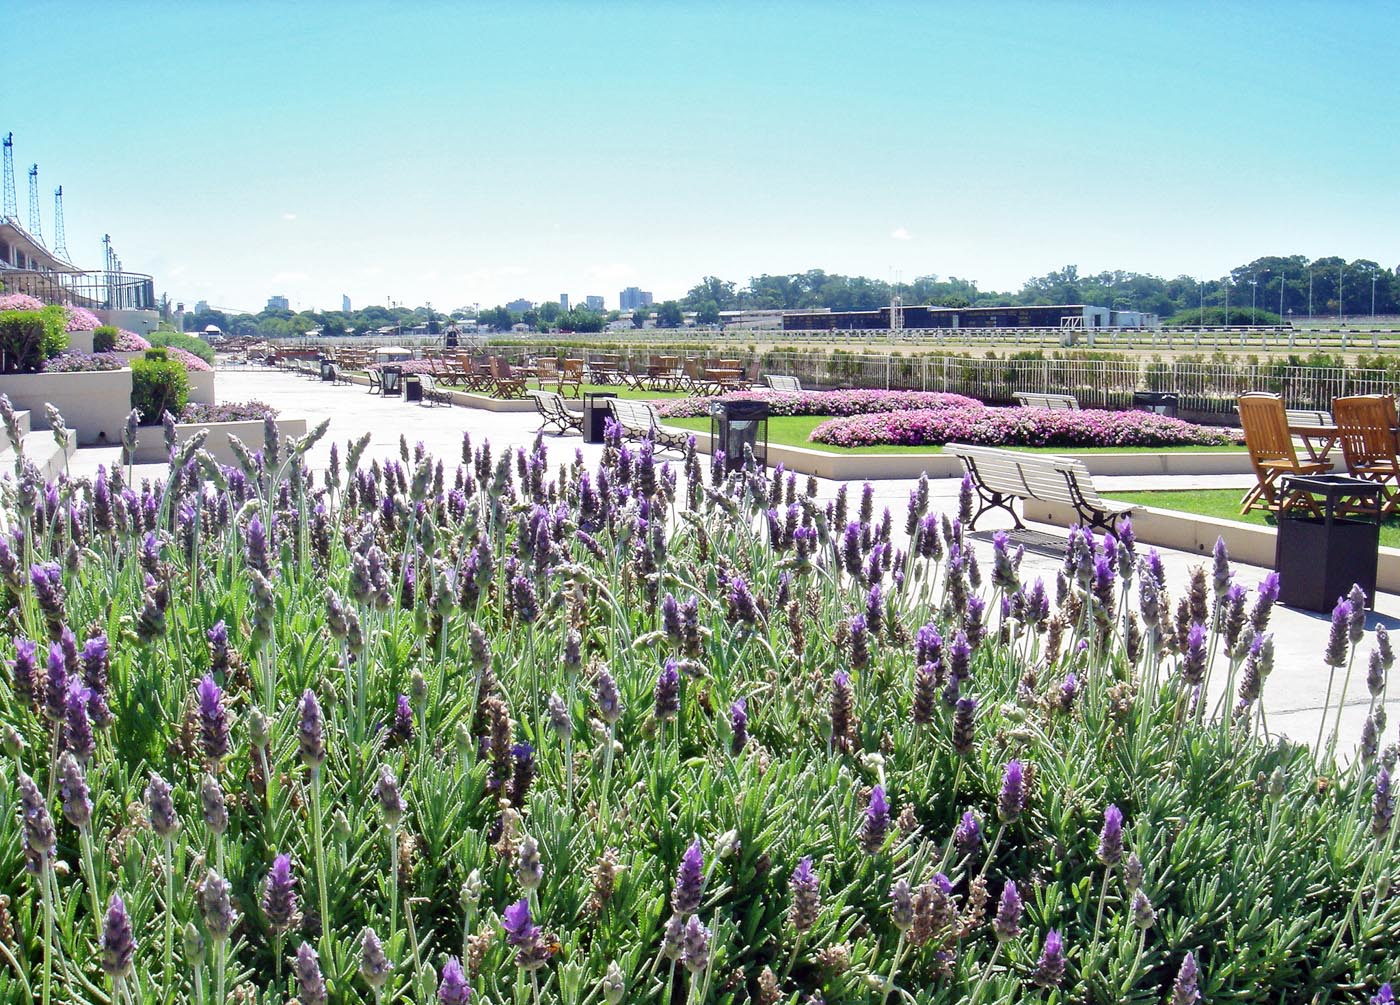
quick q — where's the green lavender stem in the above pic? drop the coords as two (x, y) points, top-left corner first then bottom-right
(966, 941), (1003, 1005)
(310, 770), (332, 963)
(164, 837), (176, 1005)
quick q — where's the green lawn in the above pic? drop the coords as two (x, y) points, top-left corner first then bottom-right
(1110, 488), (1400, 549)
(661, 414), (1248, 456)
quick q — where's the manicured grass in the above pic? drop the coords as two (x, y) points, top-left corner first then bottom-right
(1110, 487), (1400, 549)
(662, 414), (1248, 455)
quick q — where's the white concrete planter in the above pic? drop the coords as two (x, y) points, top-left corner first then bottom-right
(188, 370), (216, 405)
(67, 330), (96, 354)
(130, 417), (309, 466)
(0, 369), (134, 445)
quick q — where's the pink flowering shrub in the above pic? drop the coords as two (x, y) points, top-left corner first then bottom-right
(657, 389), (981, 418)
(367, 359), (440, 375)
(810, 405), (1244, 448)
(0, 293), (45, 311)
(63, 306), (102, 331)
(114, 329), (152, 351)
(167, 347), (212, 372)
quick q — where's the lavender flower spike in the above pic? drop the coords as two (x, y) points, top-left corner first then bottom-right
(789, 856), (821, 932)
(1096, 804), (1124, 867)
(100, 893), (136, 979)
(295, 943), (329, 1005)
(672, 838), (704, 915)
(299, 689), (326, 769)
(262, 853), (300, 935)
(954, 810), (983, 858)
(859, 785), (891, 854)
(680, 915), (711, 974)
(1030, 928), (1065, 987)
(1324, 599), (1352, 668)
(145, 771), (180, 840)
(997, 760), (1025, 824)
(196, 673), (230, 764)
(1373, 985), (1396, 1005)
(439, 956), (474, 1004)
(1171, 951), (1201, 1005)
(17, 771), (56, 874)
(359, 927), (394, 989)
(993, 881), (1023, 941)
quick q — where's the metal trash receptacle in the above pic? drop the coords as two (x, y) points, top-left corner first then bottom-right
(404, 376), (422, 402)
(583, 392), (618, 443)
(1275, 474), (1382, 613)
(1132, 391), (1179, 417)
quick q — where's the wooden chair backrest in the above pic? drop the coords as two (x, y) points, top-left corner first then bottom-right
(562, 359), (584, 380)
(1237, 394), (1299, 467)
(536, 357), (559, 378)
(1333, 395), (1399, 470)
(490, 357), (514, 380)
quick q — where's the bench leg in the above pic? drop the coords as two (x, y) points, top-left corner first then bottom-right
(969, 489), (1023, 531)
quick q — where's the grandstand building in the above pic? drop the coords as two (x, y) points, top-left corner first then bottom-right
(781, 304), (1158, 332)
(1, 219), (159, 333)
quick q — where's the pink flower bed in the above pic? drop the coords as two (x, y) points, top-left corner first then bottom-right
(115, 329), (151, 351)
(0, 293), (45, 311)
(657, 388), (980, 418)
(811, 405), (1243, 449)
(63, 306), (102, 331)
(167, 347), (212, 372)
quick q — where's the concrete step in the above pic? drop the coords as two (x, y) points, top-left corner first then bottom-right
(0, 427), (79, 480)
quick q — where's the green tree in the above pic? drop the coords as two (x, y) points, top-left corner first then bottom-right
(657, 301), (683, 328)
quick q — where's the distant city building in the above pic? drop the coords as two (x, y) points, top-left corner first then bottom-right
(559, 294), (569, 311)
(780, 304), (1159, 332)
(341, 294), (352, 312)
(266, 294), (290, 311)
(195, 299), (210, 314)
(507, 298), (534, 313)
(619, 286), (653, 311)
(585, 295), (604, 312)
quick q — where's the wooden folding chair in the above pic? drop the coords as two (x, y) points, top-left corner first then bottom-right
(1236, 393), (1328, 514)
(1333, 394), (1400, 515)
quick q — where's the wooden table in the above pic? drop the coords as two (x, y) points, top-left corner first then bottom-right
(1289, 423), (1339, 464)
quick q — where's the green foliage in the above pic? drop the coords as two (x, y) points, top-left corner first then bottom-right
(0, 306), (67, 373)
(148, 330), (216, 364)
(1165, 306), (1284, 327)
(657, 301), (684, 328)
(130, 352), (190, 424)
(92, 325), (119, 353)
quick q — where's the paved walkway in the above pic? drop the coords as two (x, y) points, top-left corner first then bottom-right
(65, 368), (1399, 758)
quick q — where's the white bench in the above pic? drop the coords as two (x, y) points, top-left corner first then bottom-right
(416, 373), (453, 407)
(764, 374), (802, 392)
(1285, 408), (1333, 427)
(945, 442), (1134, 533)
(527, 389), (582, 434)
(1014, 392), (1080, 410)
(607, 398), (688, 451)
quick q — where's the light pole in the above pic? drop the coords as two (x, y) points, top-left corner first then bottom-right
(1224, 276), (1230, 326)
(1339, 264), (1345, 323)
(1372, 269), (1378, 318)
(1308, 268), (1314, 320)
(1199, 278), (1205, 326)
(1249, 272), (1258, 325)
(1279, 271), (1285, 320)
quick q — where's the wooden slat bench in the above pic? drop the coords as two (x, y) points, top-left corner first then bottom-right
(1285, 408), (1333, 427)
(527, 390), (582, 434)
(945, 442), (1135, 532)
(764, 374), (802, 392)
(1014, 392), (1080, 410)
(607, 398), (688, 451)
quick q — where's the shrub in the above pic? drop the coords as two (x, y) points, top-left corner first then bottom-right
(92, 325), (119, 352)
(657, 389), (981, 418)
(166, 347), (212, 372)
(180, 400), (279, 423)
(42, 350), (124, 373)
(0, 305), (68, 373)
(63, 305), (102, 332)
(809, 404), (1244, 448)
(0, 292), (44, 311)
(131, 352), (190, 424)
(148, 330), (216, 365)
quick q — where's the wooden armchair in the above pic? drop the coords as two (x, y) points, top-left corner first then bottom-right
(1236, 393), (1329, 513)
(1333, 394), (1400, 514)
(487, 357), (528, 399)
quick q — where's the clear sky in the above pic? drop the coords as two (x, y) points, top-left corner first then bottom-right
(5, 1), (1397, 314)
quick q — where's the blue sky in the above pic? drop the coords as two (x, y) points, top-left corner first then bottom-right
(6, 1), (1397, 313)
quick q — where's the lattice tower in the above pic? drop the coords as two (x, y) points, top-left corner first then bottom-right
(52, 186), (69, 261)
(27, 164), (44, 246)
(1, 133), (16, 224)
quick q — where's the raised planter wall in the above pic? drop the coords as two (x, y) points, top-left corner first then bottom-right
(67, 330), (95, 354)
(0, 369), (134, 445)
(130, 417), (309, 466)
(188, 370), (216, 405)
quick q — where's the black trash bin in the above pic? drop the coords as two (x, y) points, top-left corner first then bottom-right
(404, 376), (423, 403)
(380, 366), (403, 397)
(1275, 474), (1382, 613)
(1132, 391), (1179, 417)
(583, 392), (618, 444)
(710, 400), (770, 473)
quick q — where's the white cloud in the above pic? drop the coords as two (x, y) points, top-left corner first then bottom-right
(282, 212), (297, 221)
(890, 227), (911, 241)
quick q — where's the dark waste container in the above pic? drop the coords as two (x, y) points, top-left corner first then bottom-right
(1132, 391), (1179, 417)
(404, 376), (423, 402)
(583, 392), (618, 443)
(710, 399), (770, 473)
(1275, 474), (1381, 613)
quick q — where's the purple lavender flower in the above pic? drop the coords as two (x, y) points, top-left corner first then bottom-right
(246, 513), (269, 576)
(1182, 622), (1208, 685)
(1372, 985), (1395, 1005)
(388, 694), (416, 746)
(1325, 599), (1352, 668)
(100, 893), (136, 979)
(952, 696), (976, 757)
(502, 898), (550, 969)
(511, 575), (538, 625)
(9, 637), (39, 710)
(201, 869), (239, 941)
(195, 674), (230, 764)
(954, 809), (983, 858)
(80, 635), (112, 726)
(859, 785), (890, 854)
(1030, 929), (1065, 987)
(672, 838), (705, 915)
(789, 856), (820, 932)
(993, 881), (1023, 941)
(145, 772), (180, 840)
(654, 661), (680, 721)
(359, 926), (394, 988)
(889, 878), (915, 931)
(58, 751), (92, 830)
(915, 623), (943, 666)
(18, 771), (56, 873)
(847, 613), (870, 670)
(1131, 890), (1156, 929)
(1252, 572), (1280, 633)
(1097, 804), (1124, 867)
(294, 943), (328, 1005)
(43, 642), (68, 724)
(63, 677), (95, 763)
(299, 689), (325, 769)
(1374, 766), (1395, 838)
(730, 697), (748, 755)
(1349, 583), (1369, 643)
(510, 743), (536, 808)
(830, 670), (854, 752)
(1169, 952), (1201, 1004)
(374, 764), (406, 825)
(438, 957), (473, 1004)
(595, 668), (622, 724)
(262, 854), (300, 935)
(1058, 673), (1079, 712)
(997, 760), (1025, 824)
(680, 915), (711, 974)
